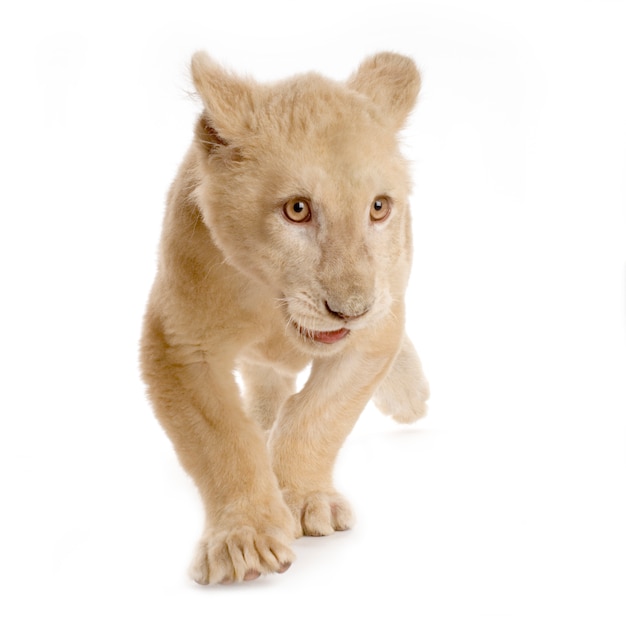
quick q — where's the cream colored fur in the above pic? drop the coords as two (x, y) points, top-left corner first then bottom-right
(140, 52), (429, 585)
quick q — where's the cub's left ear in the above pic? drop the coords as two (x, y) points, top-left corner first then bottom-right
(347, 52), (421, 130)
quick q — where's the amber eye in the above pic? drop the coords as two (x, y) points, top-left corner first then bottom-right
(283, 198), (312, 223)
(370, 196), (391, 222)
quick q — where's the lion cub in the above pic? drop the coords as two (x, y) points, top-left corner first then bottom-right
(141, 52), (429, 584)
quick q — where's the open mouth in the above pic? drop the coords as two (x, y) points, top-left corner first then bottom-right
(294, 324), (350, 344)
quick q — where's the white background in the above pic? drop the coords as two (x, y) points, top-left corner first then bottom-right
(1, 1), (624, 624)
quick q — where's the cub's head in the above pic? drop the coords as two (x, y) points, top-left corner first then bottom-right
(190, 52), (421, 354)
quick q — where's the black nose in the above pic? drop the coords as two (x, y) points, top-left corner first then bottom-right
(325, 301), (370, 322)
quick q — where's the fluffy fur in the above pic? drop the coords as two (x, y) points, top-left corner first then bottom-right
(140, 52), (429, 585)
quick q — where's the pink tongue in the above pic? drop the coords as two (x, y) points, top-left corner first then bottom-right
(312, 328), (350, 344)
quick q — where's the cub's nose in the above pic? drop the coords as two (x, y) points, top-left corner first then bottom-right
(325, 300), (370, 322)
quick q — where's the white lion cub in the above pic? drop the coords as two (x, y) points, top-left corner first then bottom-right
(141, 51), (429, 584)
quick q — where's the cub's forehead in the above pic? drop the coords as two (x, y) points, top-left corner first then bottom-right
(251, 80), (398, 169)
(254, 133), (410, 209)
(238, 76), (411, 200)
(258, 75), (391, 145)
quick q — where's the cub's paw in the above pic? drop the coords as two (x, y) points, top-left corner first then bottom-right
(189, 526), (295, 585)
(374, 334), (430, 424)
(374, 377), (430, 424)
(284, 490), (355, 537)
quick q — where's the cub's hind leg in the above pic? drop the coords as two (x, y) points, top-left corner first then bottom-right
(373, 333), (429, 423)
(239, 361), (297, 431)
(141, 312), (296, 584)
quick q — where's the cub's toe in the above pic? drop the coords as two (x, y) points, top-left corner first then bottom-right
(190, 526), (295, 585)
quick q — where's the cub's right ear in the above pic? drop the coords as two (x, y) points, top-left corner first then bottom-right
(191, 52), (259, 146)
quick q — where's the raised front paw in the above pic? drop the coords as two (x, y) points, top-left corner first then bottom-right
(284, 490), (355, 537)
(374, 374), (429, 423)
(189, 526), (295, 585)
(373, 334), (430, 423)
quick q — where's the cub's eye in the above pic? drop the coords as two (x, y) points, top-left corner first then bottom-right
(283, 198), (312, 223)
(370, 196), (391, 222)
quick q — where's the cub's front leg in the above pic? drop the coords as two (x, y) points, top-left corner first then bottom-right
(141, 313), (296, 584)
(269, 349), (395, 537)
